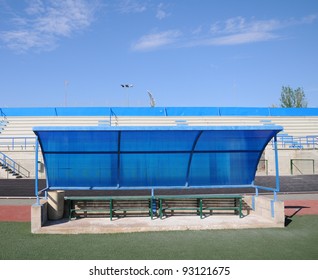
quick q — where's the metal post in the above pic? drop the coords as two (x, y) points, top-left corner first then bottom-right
(273, 135), (280, 196)
(151, 188), (156, 216)
(117, 131), (121, 188)
(271, 200), (275, 218)
(35, 136), (40, 205)
(45, 178), (49, 200)
(290, 159), (293, 175)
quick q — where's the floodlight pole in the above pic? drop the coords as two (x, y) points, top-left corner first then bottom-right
(121, 84), (133, 106)
(64, 80), (69, 107)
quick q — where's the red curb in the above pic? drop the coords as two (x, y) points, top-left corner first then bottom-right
(284, 200), (318, 216)
(0, 205), (31, 222)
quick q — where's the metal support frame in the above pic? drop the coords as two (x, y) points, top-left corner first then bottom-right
(185, 130), (203, 187)
(151, 188), (156, 214)
(253, 135), (280, 217)
(35, 136), (40, 205)
(117, 131), (121, 188)
(271, 135), (280, 217)
(35, 137), (49, 203)
(34, 126), (282, 220)
(273, 135), (280, 196)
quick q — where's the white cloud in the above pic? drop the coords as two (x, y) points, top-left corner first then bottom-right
(0, 0), (99, 52)
(200, 17), (282, 46)
(116, 0), (147, 14)
(156, 3), (169, 20)
(192, 25), (203, 35)
(208, 32), (277, 46)
(207, 16), (282, 44)
(131, 30), (182, 51)
(204, 15), (318, 46)
(133, 15), (317, 51)
(25, 0), (45, 15)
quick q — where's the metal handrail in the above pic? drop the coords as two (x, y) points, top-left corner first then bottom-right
(0, 109), (6, 119)
(0, 151), (30, 178)
(272, 135), (318, 149)
(0, 136), (37, 150)
(110, 108), (118, 126)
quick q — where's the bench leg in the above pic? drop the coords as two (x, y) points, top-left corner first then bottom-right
(149, 199), (152, 219)
(200, 199), (203, 219)
(69, 210), (74, 220)
(110, 199), (113, 221)
(69, 201), (72, 220)
(159, 199), (163, 219)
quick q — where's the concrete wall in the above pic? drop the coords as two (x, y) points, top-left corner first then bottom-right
(265, 148), (318, 175)
(31, 191), (66, 233)
(244, 195), (285, 227)
(31, 199), (47, 233)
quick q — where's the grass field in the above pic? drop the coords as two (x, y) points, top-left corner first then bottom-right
(0, 215), (318, 260)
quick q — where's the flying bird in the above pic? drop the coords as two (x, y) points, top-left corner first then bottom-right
(121, 84), (133, 88)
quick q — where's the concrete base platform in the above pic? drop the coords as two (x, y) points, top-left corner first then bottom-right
(35, 213), (284, 234)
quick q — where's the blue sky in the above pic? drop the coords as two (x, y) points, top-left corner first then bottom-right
(0, 0), (317, 108)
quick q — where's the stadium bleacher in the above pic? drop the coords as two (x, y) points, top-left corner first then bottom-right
(0, 107), (317, 178)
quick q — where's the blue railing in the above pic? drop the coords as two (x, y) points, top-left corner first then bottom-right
(0, 136), (37, 150)
(0, 152), (30, 178)
(0, 109), (6, 119)
(0, 121), (8, 131)
(272, 135), (318, 149)
(0, 111), (8, 131)
(110, 108), (118, 126)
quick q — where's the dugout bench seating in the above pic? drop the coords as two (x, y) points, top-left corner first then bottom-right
(65, 196), (155, 220)
(157, 194), (243, 219)
(65, 194), (243, 221)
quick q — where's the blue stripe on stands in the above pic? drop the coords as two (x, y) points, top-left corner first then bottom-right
(2, 106), (318, 117)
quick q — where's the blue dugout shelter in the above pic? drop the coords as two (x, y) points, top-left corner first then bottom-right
(33, 125), (282, 203)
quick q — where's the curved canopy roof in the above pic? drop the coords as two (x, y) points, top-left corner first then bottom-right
(33, 125), (282, 190)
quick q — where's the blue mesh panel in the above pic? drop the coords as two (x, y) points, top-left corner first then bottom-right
(33, 126), (282, 190)
(189, 152), (260, 185)
(38, 131), (118, 152)
(120, 130), (197, 151)
(45, 154), (117, 187)
(120, 153), (188, 186)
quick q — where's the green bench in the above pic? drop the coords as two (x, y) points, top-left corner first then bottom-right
(110, 196), (155, 220)
(65, 194), (243, 220)
(157, 194), (243, 219)
(65, 196), (111, 220)
(157, 195), (201, 219)
(65, 196), (155, 220)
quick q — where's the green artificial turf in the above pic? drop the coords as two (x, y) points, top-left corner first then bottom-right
(0, 215), (318, 260)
